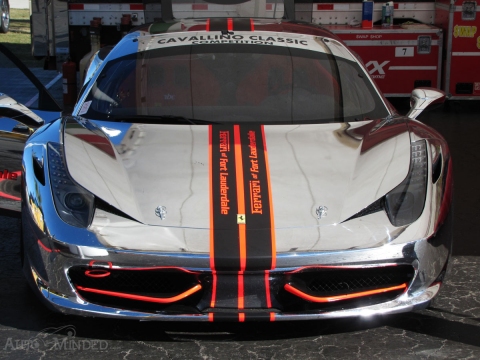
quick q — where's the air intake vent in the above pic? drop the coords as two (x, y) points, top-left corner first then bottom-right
(69, 267), (203, 312)
(287, 265), (414, 298)
(279, 265), (415, 312)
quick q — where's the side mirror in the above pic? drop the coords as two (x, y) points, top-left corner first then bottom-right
(406, 88), (446, 120)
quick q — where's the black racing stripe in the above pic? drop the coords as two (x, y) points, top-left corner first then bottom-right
(239, 125), (274, 270)
(209, 18), (229, 32)
(211, 125), (240, 271)
(209, 311), (274, 322)
(233, 18), (252, 31)
(244, 312), (273, 321)
(209, 312), (239, 322)
(242, 272), (268, 308)
(213, 274), (239, 309)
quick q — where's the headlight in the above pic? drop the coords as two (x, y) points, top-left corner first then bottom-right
(47, 142), (95, 227)
(385, 140), (428, 226)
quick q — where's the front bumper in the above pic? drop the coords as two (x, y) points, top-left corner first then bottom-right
(24, 215), (452, 321)
(30, 276), (443, 321)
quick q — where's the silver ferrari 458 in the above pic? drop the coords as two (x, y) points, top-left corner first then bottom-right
(0, 0), (452, 321)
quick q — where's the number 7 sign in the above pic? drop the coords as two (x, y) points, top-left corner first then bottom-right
(395, 47), (414, 57)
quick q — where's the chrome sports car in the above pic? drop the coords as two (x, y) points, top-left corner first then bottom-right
(0, 0), (452, 322)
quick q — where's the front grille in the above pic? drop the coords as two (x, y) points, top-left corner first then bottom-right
(68, 267), (204, 312)
(280, 265), (415, 311)
(67, 264), (415, 315)
(288, 265), (414, 297)
(69, 267), (199, 296)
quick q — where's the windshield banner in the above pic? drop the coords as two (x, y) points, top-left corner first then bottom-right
(139, 31), (326, 53)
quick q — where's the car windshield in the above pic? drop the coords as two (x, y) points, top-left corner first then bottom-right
(81, 42), (389, 124)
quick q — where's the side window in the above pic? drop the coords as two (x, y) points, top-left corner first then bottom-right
(337, 60), (377, 119)
(87, 58), (136, 117)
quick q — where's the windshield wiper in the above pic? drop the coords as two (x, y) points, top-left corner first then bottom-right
(112, 115), (219, 125)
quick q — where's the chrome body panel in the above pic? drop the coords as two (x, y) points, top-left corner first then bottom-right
(15, 24), (453, 320)
(64, 119), (411, 242)
(21, 114), (453, 320)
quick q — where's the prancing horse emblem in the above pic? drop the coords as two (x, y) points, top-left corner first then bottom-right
(155, 206), (167, 220)
(316, 206), (328, 219)
(237, 214), (246, 224)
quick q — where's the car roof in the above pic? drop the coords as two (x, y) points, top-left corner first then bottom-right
(132, 19), (343, 43)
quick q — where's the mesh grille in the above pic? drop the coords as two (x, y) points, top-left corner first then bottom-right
(289, 265), (414, 297)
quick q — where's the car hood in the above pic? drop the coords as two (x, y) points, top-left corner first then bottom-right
(64, 117), (411, 232)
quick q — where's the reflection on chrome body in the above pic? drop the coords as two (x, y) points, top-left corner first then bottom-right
(83, 51), (104, 87)
(0, 93), (45, 126)
(0, 93), (46, 212)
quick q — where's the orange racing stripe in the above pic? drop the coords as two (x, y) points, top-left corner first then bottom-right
(234, 125), (247, 312)
(208, 126), (217, 309)
(209, 126), (215, 270)
(76, 284), (202, 304)
(261, 125), (276, 270)
(234, 125), (247, 272)
(284, 283), (408, 303)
